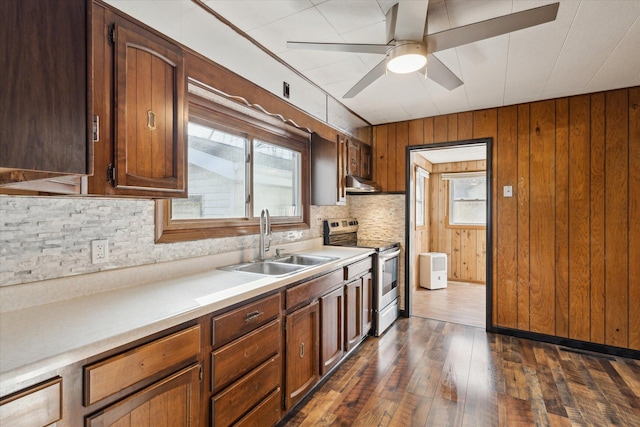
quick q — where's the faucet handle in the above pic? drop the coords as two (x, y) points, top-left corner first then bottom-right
(276, 248), (283, 258)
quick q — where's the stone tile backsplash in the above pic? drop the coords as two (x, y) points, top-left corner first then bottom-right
(0, 196), (350, 287)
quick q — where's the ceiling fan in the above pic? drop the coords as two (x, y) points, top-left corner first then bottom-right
(287, 1), (560, 98)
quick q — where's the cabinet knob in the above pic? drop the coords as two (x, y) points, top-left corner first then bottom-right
(299, 343), (305, 358)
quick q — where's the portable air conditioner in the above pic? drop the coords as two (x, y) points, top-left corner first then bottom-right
(419, 252), (448, 289)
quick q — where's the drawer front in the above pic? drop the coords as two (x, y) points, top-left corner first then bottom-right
(235, 387), (282, 427)
(0, 377), (62, 427)
(344, 257), (372, 280)
(212, 319), (280, 392)
(212, 354), (281, 427)
(286, 269), (343, 309)
(84, 325), (201, 406)
(212, 293), (281, 348)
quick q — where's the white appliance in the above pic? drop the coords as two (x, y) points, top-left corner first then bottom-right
(419, 253), (447, 289)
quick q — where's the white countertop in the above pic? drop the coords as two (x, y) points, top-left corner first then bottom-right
(0, 246), (373, 395)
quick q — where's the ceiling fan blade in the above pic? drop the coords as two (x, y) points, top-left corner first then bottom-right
(286, 41), (389, 55)
(427, 54), (463, 91)
(425, 2), (559, 54)
(343, 59), (387, 99)
(394, 0), (429, 41)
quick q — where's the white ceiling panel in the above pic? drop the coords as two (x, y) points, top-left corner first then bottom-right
(109, 0), (640, 126)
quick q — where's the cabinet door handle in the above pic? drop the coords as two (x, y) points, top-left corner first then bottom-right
(147, 110), (156, 130)
(299, 343), (304, 358)
(244, 310), (264, 323)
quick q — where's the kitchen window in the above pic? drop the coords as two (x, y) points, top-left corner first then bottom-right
(444, 172), (486, 227)
(155, 86), (310, 242)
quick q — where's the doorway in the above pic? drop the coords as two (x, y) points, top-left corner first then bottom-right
(404, 139), (492, 330)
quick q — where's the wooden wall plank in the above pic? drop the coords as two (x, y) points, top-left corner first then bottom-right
(476, 231), (486, 282)
(434, 115), (448, 143)
(396, 122), (408, 192)
(555, 98), (569, 338)
(447, 114), (458, 141)
(568, 95), (591, 341)
(374, 125), (389, 191)
(604, 89), (629, 348)
(517, 103), (531, 331)
(409, 119), (424, 146)
(458, 112), (474, 140)
(528, 100), (556, 335)
(423, 117), (434, 145)
(461, 229), (477, 281)
(590, 93), (606, 344)
(628, 87), (640, 350)
(387, 123), (397, 191)
(496, 106), (518, 328)
(450, 229), (461, 280)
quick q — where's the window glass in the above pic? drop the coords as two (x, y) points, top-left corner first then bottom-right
(172, 122), (247, 219)
(252, 140), (301, 217)
(449, 175), (486, 226)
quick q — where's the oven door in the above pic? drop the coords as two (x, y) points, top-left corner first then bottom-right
(377, 248), (400, 309)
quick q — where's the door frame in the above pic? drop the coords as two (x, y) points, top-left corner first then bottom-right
(403, 138), (494, 331)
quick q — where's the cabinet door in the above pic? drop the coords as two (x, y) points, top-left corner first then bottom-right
(345, 279), (363, 352)
(337, 136), (348, 204)
(347, 140), (360, 177)
(361, 143), (372, 180)
(285, 301), (319, 410)
(320, 287), (344, 376)
(362, 272), (373, 335)
(86, 364), (200, 427)
(0, 0), (89, 178)
(112, 19), (186, 195)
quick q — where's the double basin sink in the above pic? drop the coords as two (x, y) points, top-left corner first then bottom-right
(219, 254), (339, 277)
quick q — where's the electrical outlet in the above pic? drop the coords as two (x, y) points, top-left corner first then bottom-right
(91, 239), (109, 264)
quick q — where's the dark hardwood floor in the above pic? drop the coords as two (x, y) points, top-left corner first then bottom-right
(281, 317), (640, 426)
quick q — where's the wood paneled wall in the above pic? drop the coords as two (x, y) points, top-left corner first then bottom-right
(374, 87), (640, 351)
(429, 161), (486, 284)
(410, 155), (432, 290)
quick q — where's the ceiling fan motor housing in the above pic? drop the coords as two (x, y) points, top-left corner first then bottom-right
(386, 42), (428, 74)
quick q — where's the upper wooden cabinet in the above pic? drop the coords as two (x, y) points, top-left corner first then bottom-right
(347, 139), (372, 180)
(310, 133), (347, 206)
(0, 0), (91, 192)
(88, 3), (187, 198)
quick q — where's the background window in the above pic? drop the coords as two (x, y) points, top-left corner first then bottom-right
(446, 173), (486, 226)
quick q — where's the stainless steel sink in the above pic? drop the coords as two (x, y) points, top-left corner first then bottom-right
(275, 254), (338, 266)
(219, 254), (338, 276)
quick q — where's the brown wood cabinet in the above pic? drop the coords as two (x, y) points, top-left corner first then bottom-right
(0, 0), (91, 192)
(89, 2), (187, 198)
(362, 272), (373, 334)
(320, 286), (344, 375)
(285, 300), (319, 410)
(345, 278), (363, 351)
(346, 139), (372, 180)
(0, 377), (62, 427)
(310, 133), (347, 206)
(85, 364), (200, 427)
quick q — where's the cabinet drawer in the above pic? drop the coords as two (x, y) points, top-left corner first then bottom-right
(212, 355), (281, 427)
(0, 377), (62, 427)
(235, 387), (282, 427)
(286, 269), (343, 309)
(212, 293), (280, 348)
(344, 257), (372, 280)
(212, 319), (280, 392)
(84, 325), (200, 406)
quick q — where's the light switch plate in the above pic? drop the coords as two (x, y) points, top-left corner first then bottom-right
(503, 185), (513, 197)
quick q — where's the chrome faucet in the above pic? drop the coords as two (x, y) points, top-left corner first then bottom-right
(259, 208), (271, 260)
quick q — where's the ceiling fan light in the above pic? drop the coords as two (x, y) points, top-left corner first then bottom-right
(386, 42), (427, 74)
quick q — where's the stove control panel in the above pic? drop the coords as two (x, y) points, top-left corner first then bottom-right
(324, 218), (359, 235)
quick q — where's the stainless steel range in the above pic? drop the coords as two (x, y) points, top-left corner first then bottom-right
(324, 218), (401, 336)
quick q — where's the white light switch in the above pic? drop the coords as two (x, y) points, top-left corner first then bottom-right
(503, 185), (513, 197)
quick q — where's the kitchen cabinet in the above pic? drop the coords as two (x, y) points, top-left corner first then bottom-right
(89, 2), (187, 198)
(285, 300), (320, 410)
(310, 133), (347, 206)
(320, 286), (344, 375)
(0, 0), (91, 193)
(83, 323), (201, 426)
(344, 257), (374, 351)
(209, 293), (282, 427)
(347, 139), (372, 180)
(0, 377), (62, 427)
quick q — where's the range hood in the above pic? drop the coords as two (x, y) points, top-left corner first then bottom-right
(346, 175), (381, 193)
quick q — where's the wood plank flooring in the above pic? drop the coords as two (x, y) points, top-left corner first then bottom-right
(412, 282), (486, 329)
(280, 317), (640, 426)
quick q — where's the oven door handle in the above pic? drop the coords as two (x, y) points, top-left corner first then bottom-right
(379, 249), (401, 260)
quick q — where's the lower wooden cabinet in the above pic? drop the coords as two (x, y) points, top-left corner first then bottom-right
(285, 300), (319, 410)
(0, 377), (62, 427)
(345, 278), (363, 351)
(362, 272), (373, 335)
(320, 286), (344, 375)
(85, 363), (200, 427)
